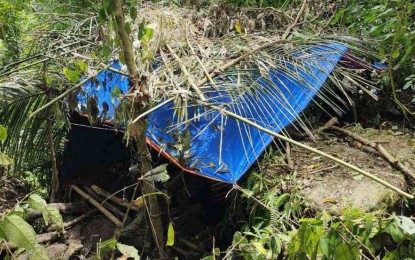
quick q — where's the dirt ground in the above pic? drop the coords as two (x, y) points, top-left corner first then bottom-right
(291, 126), (414, 214)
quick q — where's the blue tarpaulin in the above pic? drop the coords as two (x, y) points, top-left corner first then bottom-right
(78, 43), (349, 183)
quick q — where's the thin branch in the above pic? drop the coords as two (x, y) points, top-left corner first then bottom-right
(63, 209), (98, 229)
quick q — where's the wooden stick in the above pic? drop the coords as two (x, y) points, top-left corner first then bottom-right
(63, 209), (98, 228)
(71, 185), (122, 227)
(83, 186), (126, 219)
(285, 142), (294, 170)
(327, 125), (415, 181)
(91, 185), (141, 211)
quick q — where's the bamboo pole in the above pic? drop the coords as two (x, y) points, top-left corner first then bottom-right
(71, 185), (122, 226)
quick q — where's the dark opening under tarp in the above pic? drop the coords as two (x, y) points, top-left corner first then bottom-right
(77, 43), (348, 183)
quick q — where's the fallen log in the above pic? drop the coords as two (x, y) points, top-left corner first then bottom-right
(25, 202), (90, 222)
(0, 231), (60, 251)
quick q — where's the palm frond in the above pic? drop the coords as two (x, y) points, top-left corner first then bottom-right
(0, 83), (67, 174)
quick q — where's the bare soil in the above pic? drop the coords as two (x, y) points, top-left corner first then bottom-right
(292, 127), (414, 214)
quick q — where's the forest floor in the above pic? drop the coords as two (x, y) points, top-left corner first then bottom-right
(2, 123), (415, 259)
(293, 125), (414, 214)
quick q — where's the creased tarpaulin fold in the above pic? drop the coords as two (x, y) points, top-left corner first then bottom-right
(77, 43), (348, 183)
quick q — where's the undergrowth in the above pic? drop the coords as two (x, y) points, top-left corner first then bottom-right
(216, 148), (415, 259)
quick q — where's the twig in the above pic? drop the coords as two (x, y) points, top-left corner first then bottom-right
(306, 164), (339, 175)
(340, 222), (376, 259)
(285, 142), (294, 170)
(241, 7), (294, 21)
(186, 27), (219, 91)
(63, 209), (98, 228)
(43, 62), (59, 202)
(131, 97), (174, 124)
(281, 0), (308, 39)
(327, 123), (415, 181)
(71, 185), (122, 227)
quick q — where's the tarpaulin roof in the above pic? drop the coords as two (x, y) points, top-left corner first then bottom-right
(78, 43), (348, 183)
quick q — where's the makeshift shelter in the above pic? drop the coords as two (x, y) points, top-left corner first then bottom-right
(73, 43), (365, 183)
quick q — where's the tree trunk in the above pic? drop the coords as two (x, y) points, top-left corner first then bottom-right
(42, 62), (59, 202)
(113, 0), (166, 257)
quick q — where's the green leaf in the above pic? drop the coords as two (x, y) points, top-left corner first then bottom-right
(391, 48), (400, 59)
(274, 193), (289, 207)
(111, 86), (122, 100)
(102, 44), (111, 59)
(0, 152), (13, 165)
(386, 221), (405, 243)
(117, 243), (140, 260)
(365, 214), (373, 236)
(383, 250), (400, 260)
(395, 216), (415, 237)
(28, 194), (63, 228)
(332, 244), (358, 260)
(234, 19), (242, 34)
(143, 164), (170, 182)
(130, 6), (137, 20)
(4, 215), (48, 260)
(106, 0), (115, 15)
(76, 60), (87, 73)
(0, 124), (7, 141)
(403, 81), (413, 90)
(45, 76), (53, 85)
(63, 68), (80, 83)
(98, 8), (107, 24)
(98, 238), (117, 257)
(253, 242), (267, 255)
(125, 22), (132, 35)
(166, 222), (175, 246)
(0, 220), (5, 241)
(319, 237), (329, 257)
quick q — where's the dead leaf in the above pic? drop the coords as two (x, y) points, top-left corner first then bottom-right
(305, 163), (321, 170)
(322, 198), (337, 204)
